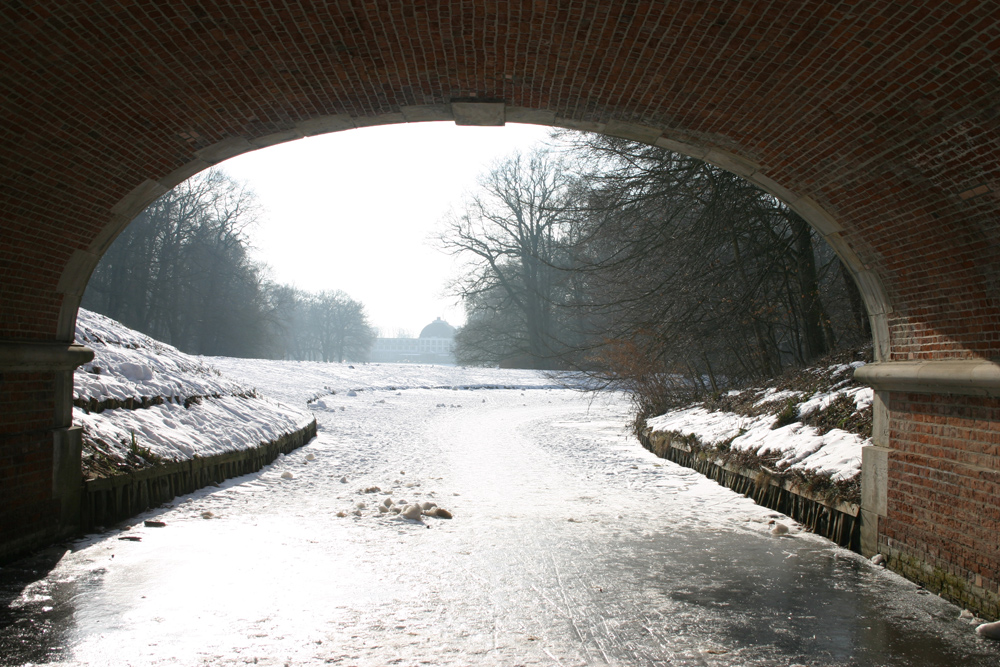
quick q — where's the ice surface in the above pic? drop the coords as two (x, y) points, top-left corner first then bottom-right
(4, 376), (993, 666)
(204, 355), (581, 407)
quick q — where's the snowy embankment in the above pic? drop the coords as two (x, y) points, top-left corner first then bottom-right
(73, 309), (313, 476)
(645, 352), (874, 497)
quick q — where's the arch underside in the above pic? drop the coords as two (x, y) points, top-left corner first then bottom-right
(73, 105), (892, 356)
(2, 0), (1000, 615)
(0, 2), (995, 368)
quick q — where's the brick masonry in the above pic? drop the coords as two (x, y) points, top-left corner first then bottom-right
(0, 372), (60, 557)
(882, 392), (1000, 617)
(1, 1), (999, 607)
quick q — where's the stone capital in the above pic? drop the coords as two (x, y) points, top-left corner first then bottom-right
(0, 341), (94, 372)
(855, 359), (1000, 397)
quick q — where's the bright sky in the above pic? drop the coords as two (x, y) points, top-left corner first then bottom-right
(220, 122), (553, 337)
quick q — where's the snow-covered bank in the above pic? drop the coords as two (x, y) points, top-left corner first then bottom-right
(646, 399), (868, 482)
(636, 352), (874, 548)
(74, 309), (313, 475)
(644, 351), (874, 500)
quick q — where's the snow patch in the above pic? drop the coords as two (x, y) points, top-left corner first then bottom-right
(647, 388), (869, 481)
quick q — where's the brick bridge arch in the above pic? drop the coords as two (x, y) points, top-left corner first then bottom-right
(2, 2), (999, 615)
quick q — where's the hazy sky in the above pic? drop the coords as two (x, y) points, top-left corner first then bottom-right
(220, 122), (554, 336)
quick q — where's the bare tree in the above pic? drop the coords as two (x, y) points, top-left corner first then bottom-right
(438, 149), (576, 368)
(308, 290), (376, 363)
(82, 170), (382, 363)
(547, 133), (870, 413)
(83, 169), (270, 357)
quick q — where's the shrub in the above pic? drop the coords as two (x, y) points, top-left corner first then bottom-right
(772, 399), (800, 429)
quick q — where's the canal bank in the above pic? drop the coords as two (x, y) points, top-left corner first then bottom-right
(639, 427), (860, 550)
(80, 419), (316, 531)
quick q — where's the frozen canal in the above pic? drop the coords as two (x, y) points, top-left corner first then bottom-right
(3, 385), (1000, 666)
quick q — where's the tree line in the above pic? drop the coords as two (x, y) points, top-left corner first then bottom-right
(438, 134), (871, 418)
(82, 169), (375, 362)
(86, 135), (873, 406)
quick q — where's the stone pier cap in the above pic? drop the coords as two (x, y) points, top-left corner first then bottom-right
(0, 341), (94, 372)
(855, 359), (1000, 397)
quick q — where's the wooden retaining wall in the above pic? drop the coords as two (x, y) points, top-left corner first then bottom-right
(640, 428), (861, 551)
(80, 420), (317, 530)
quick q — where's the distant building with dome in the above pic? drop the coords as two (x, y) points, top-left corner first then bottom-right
(370, 318), (457, 364)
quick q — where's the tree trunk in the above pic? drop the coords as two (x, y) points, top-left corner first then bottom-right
(789, 213), (828, 361)
(839, 260), (871, 341)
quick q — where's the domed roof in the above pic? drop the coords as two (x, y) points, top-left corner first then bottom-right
(419, 318), (456, 339)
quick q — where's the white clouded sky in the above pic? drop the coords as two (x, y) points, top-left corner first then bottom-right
(220, 122), (553, 336)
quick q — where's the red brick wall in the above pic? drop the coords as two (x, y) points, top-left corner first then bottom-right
(0, 372), (59, 557)
(881, 392), (1000, 616)
(0, 1), (998, 355)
